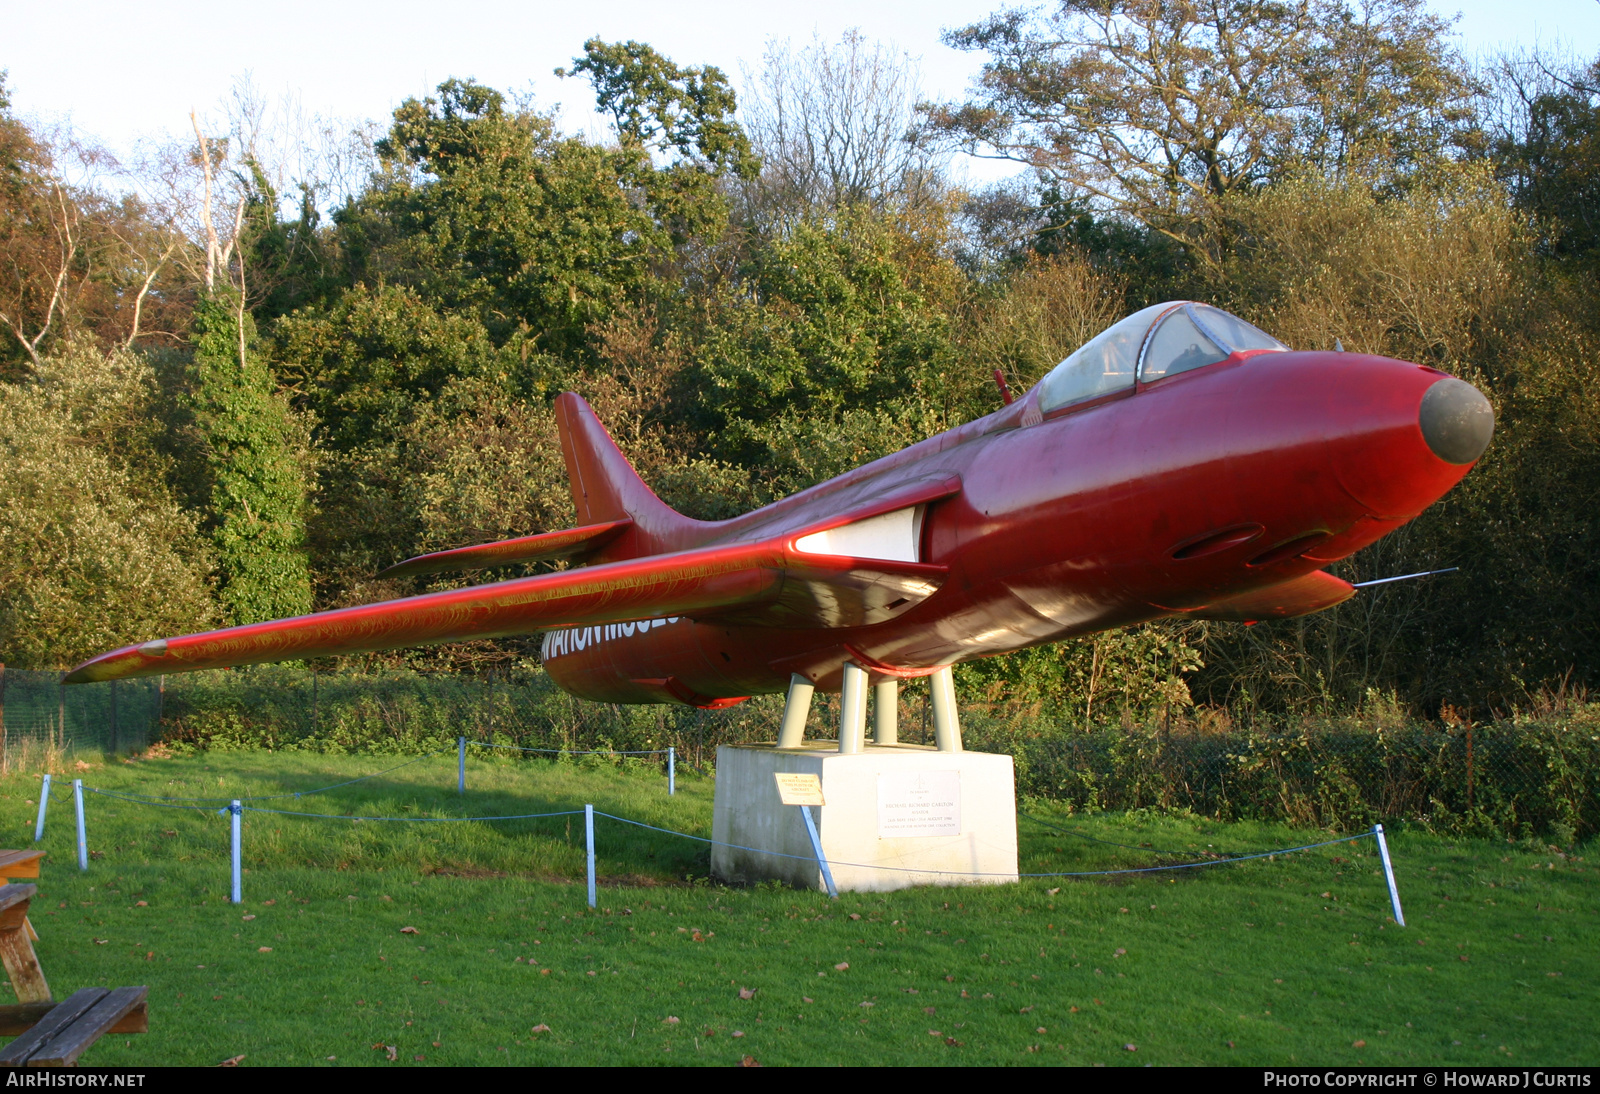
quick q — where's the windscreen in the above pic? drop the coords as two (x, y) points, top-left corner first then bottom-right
(1036, 303), (1175, 413)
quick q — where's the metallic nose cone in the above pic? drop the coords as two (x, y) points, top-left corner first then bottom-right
(1419, 378), (1494, 465)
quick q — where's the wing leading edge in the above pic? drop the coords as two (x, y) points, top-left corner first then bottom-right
(64, 538), (948, 684)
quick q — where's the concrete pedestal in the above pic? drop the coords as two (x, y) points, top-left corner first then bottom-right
(710, 742), (1019, 892)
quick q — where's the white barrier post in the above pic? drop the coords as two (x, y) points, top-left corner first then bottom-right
(230, 802), (242, 904)
(457, 736), (466, 795)
(667, 747), (675, 796)
(800, 806), (838, 899)
(1373, 823), (1405, 926)
(33, 773), (49, 842)
(584, 804), (596, 909)
(72, 780), (87, 871)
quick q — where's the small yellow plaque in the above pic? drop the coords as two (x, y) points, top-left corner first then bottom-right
(774, 772), (825, 807)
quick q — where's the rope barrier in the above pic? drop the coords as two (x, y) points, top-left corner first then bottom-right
(475, 743), (671, 756)
(74, 748), (453, 805)
(240, 805), (585, 824)
(594, 810), (1374, 880)
(79, 784), (586, 826)
(47, 736), (675, 813)
(37, 756), (1405, 921)
(1018, 811), (1365, 861)
(62, 777), (1377, 875)
(84, 786), (223, 813)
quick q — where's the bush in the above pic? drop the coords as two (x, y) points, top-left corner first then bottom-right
(0, 344), (217, 667)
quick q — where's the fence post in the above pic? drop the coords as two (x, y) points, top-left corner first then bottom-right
(230, 802), (242, 904)
(33, 773), (49, 842)
(1466, 725), (1475, 813)
(667, 746), (675, 796)
(1373, 823), (1405, 927)
(458, 736), (466, 795)
(584, 804), (596, 909)
(73, 780), (87, 871)
(0, 661), (7, 771)
(108, 680), (118, 756)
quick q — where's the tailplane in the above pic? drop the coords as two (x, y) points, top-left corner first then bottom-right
(554, 392), (709, 559)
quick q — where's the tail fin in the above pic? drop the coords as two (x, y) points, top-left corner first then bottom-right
(554, 392), (708, 558)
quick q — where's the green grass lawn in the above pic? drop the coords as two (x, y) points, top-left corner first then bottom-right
(0, 748), (1592, 1067)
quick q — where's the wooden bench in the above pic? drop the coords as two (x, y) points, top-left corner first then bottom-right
(0, 850), (45, 941)
(0, 850), (45, 883)
(0, 988), (148, 1066)
(0, 883), (49, 1003)
(0, 883), (147, 1066)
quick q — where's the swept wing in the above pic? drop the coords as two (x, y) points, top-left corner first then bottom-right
(64, 536), (946, 684)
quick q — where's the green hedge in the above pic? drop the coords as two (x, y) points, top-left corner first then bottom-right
(963, 713), (1600, 845)
(147, 665), (1600, 843)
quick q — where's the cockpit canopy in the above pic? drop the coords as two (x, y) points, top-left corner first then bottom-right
(1036, 302), (1287, 415)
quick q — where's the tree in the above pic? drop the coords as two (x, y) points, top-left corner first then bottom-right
(275, 283), (522, 454)
(689, 207), (961, 492)
(1488, 53), (1600, 263)
(188, 294), (313, 626)
(562, 39), (759, 244)
(738, 30), (945, 223)
(924, 0), (1476, 254)
(348, 78), (675, 359)
(0, 90), (189, 374)
(0, 86), (88, 372)
(1296, 0), (1481, 185)
(0, 343), (217, 667)
(564, 39), (756, 178)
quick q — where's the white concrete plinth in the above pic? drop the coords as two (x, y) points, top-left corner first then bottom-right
(710, 742), (1019, 892)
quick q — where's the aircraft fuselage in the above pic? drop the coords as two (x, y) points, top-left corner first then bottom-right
(543, 349), (1476, 704)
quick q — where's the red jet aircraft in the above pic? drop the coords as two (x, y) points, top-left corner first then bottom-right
(66, 301), (1492, 748)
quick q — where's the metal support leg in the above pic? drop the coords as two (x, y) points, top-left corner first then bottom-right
(873, 679), (898, 745)
(838, 663), (868, 754)
(776, 674), (815, 749)
(929, 667), (962, 753)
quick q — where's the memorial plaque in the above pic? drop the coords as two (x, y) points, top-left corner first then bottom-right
(876, 771), (961, 837)
(774, 772), (825, 806)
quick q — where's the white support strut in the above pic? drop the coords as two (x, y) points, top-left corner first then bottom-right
(873, 679), (898, 745)
(838, 663), (869, 754)
(929, 667), (963, 753)
(776, 673), (815, 749)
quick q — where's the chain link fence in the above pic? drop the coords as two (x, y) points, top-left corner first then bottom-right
(0, 666), (164, 767)
(963, 716), (1600, 845)
(2, 664), (1594, 841)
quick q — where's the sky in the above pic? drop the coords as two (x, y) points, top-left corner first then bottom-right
(7, 0), (1599, 189)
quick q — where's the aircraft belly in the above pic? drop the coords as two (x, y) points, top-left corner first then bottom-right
(542, 617), (713, 702)
(540, 615), (797, 703)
